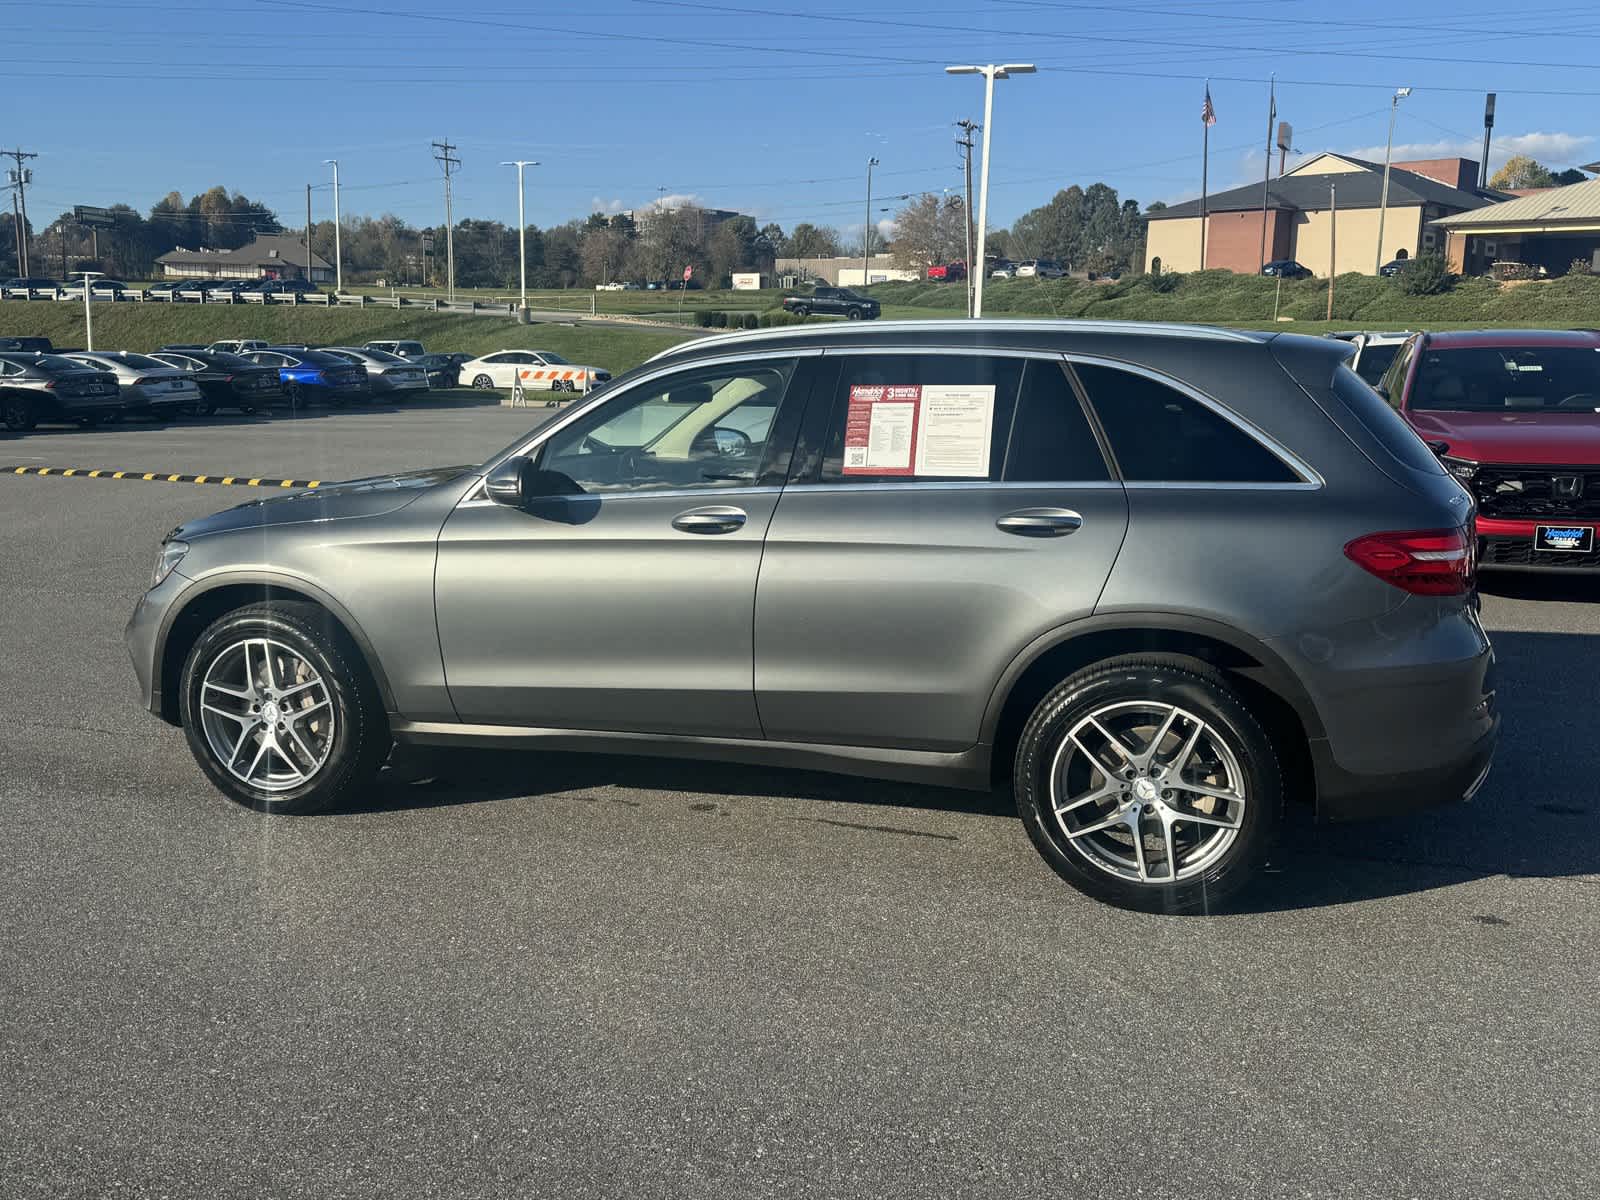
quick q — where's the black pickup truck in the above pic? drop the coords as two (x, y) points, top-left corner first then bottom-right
(782, 286), (880, 321)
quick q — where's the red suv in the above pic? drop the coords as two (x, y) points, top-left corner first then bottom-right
(1378, 329), (1600, 569)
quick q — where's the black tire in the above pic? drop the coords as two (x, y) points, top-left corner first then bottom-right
(283, 381), (303, 410)
(194, 399), (216, 418)
(1013, 654), (1281, 914)
(471, 373), (494, 390)
(846, 306), (863, 320)
(179, 601), (389, 815)
(1, 393), (34, 432)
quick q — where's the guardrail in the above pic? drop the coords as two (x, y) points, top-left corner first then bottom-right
(0, 287), (517, 316)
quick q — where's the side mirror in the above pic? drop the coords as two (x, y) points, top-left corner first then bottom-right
(485, 456), (580, 506)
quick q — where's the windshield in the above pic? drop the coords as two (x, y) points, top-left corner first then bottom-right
(109, 353), (169, 370)
(538, 352), (570, 365)
(362, 349), (406, 363)
(1411, 345), (1600, 412)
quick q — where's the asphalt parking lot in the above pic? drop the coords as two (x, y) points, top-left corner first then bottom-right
(2, 405), (1598, 1199)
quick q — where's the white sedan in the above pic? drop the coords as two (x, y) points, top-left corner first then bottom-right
(458, 350), (612, 394)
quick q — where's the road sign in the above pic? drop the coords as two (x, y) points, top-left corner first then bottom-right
(421, 234), (435, 255)
(75, 205), (116, 229)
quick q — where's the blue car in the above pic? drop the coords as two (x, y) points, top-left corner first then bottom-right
(241, 348), (367, 407)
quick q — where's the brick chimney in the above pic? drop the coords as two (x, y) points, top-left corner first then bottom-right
(1391, 157), (1480, 190)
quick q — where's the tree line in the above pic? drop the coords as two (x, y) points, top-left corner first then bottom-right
(25, 179), (1149, 286)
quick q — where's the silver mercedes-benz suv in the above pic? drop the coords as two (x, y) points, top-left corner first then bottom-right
(126, 320), (1498, 911)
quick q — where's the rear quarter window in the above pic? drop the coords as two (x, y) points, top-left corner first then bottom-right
(1331, 364), (1445, 476)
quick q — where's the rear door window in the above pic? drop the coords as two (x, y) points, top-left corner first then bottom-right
(1075, 363), (1300, 483)
(817, 354), (1023, 483)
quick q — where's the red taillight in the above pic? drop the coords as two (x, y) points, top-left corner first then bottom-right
(1344, 527), (1474, 596)
(222, 375), (234, 383)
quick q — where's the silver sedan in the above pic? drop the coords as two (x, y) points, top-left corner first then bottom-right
(322, 348), (430, 397)
(62, 351), (202, 418)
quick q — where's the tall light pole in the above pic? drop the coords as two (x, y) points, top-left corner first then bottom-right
(945, 63), (1035, 318)
(501, 159), (539, 319)
(862, 156), (879, 289)
(323, 159), (342, 294)
(76, 270), (104, 351)
(1375, 87), (1412, 275)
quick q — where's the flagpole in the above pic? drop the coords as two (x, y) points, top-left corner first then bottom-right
(1200, 81), (1210, 270)
(1258, 73), (1276, 273)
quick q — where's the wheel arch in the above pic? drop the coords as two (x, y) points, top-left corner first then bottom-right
(155, 573), (395, 725)
(982, 614), (1323, 803)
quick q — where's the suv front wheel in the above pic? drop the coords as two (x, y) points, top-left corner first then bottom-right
(179, 601), (389, 814)
(1014, 655), (1281, 913)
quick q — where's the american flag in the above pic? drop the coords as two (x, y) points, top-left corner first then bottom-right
(1202, 85), (1217, 127)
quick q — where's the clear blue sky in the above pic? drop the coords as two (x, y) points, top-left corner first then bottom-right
(14, 0), (1600, 240)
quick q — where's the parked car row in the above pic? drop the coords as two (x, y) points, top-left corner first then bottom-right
(0, 276), (323, 302)
(0, 336), (610, 431)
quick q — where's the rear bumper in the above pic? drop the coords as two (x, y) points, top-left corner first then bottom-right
(1313, 714), (1499, 821)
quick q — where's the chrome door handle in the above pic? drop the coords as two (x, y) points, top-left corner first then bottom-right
(996, 507), (1083, 537)
(672, 505), (748, 535)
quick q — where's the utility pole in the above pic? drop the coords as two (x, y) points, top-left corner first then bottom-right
(3, 148), (38, 276)
(501, 159), (539, 320)
(305, 184), (313, 288)
(9, 187), (23, 276)
(432, 139), (460, 301)
(862, 156), (879, 288)
(957, 119), (979, 317)
(1327, 181), (1337, 321)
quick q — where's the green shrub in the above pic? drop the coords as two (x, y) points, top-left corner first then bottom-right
(1569, 257), (1595, 277)
(1393, 252), (1454, 296)
(741, 312), (759, 330)
(1148, 271), (1181, 293)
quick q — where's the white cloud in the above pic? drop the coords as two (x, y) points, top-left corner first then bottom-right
(1328, 131), (1595, 175)
(590, 196), (626, 214)
(647, 192), (705, 211)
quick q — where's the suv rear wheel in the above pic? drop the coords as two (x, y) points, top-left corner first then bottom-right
(1014, 655), (1281, 913)
(179, 601), (389, 815)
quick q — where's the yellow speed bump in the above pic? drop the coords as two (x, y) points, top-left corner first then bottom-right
(3, 466), (322, 489)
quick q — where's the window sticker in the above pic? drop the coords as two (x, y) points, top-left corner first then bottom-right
(914, 385), (994, 478)
(842, 383), (995, 477)
(843, 385), (920, 475)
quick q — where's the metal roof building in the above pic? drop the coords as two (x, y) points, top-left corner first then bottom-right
(1433, 177), (1600, 277)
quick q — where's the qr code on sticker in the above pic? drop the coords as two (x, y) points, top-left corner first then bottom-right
(845, 448), (867, 467)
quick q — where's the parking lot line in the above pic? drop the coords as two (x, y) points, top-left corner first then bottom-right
(4, 465), (321, 489)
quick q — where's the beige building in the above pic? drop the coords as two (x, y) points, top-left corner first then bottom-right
(1144, 154), (1506, 276)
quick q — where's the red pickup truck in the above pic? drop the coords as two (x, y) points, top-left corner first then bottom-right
(926, 261), (967, 282)
(1377, 328), (1600, 570)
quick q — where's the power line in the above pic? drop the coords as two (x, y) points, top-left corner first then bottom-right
(3, 148), (38, 275)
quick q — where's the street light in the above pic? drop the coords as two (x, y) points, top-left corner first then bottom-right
(862, 156), (879, 289)
(1375, 87), (1412, 275)
(323, 159), (342, 294)
(945, 63), (1035, 318)
(500, 160), (539, 319)
(75, 270), (103, 351)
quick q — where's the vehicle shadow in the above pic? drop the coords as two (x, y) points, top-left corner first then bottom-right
(340, 629), (1596, 913)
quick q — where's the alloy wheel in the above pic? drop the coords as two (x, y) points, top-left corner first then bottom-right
(1049, 701), (1247, 884)
(197, 637), (337, 792)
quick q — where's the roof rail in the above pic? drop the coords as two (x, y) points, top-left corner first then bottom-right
(648, 318), (1265, 362)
